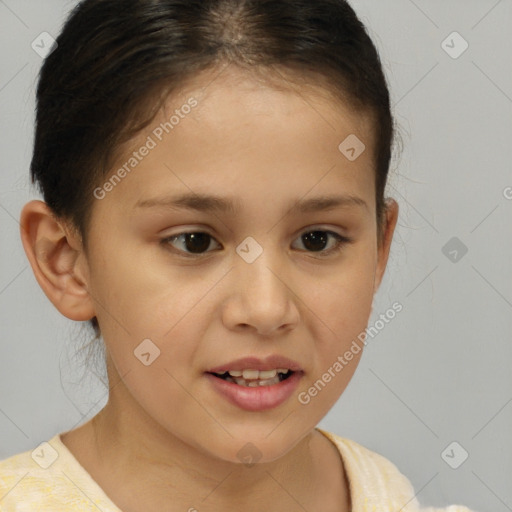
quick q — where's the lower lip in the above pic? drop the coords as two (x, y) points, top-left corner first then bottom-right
(205, 372), (303, 412)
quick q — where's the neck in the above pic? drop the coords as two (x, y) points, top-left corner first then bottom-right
(65, 358), (350, 511)
(91, 396), (320, 509)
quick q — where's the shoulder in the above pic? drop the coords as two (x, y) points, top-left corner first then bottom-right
(422, 508), (475, 512)
(0, 434), (119, 511)
(0, 436), (72, 510)
(316, 428), (478, 512)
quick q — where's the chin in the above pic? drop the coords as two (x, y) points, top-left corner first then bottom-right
(203, 429), (308, 467)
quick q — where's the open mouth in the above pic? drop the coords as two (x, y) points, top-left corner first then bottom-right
(208, 369), (295, 387)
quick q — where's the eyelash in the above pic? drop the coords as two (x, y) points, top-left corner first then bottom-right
(160, 229), (352, 259)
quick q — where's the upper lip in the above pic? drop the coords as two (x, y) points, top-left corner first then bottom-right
(207, 355), (303, 373)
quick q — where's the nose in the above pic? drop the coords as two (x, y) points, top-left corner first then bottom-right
(221, 251), (300, 336)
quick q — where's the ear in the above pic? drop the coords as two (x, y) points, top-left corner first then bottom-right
(373, 198), (399, 294)
(19, 200), (96, 321)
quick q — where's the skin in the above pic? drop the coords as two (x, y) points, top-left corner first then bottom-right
(20, 65), (398, 512)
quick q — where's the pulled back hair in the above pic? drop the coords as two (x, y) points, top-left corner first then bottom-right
(31, 0), (396, 338)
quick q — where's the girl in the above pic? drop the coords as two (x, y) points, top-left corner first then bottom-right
(0, 0), (476, 510)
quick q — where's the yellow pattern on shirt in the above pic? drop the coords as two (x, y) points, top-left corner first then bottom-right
(0, 429), (477, 512)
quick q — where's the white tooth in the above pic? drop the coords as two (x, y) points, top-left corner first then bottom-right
(242, 369), (259, 379)
(232, 373), (284, 387)
(277, 368), (289, 374)
(259, 369), (277, 379)
(228, 370), (243, 377)
(259, 376), (280, 386)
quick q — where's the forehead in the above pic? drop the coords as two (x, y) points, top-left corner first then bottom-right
(164, 64), (374, 142)
(98, 65), (376, 219)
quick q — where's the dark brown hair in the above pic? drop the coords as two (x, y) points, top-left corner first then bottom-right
(31, 0), (395, 338)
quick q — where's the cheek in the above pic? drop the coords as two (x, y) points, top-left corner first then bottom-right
(91, 259), (220, 387)
(88, 239), (209, 335)
(306, 249), (376, 389)
(313, 254), (377, 338)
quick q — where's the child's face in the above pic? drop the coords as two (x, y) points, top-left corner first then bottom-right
(82, 67), (397, 463)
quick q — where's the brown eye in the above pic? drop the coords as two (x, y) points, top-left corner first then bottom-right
(301, 231), (329, 251)
(293, 230), (350, 256)
(161, 229), (350, 258)
(162, 232), (220, 256)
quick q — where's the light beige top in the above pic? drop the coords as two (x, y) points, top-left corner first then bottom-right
(0, 427), (476, 511)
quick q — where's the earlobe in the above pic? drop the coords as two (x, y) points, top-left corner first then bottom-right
(19, 200), (96, 322)
(373, 198), (399, 294)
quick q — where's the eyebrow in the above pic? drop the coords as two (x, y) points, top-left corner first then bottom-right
(135, 192), (368, 214)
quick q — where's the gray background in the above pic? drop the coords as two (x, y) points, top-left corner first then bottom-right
(1, 1), (511, 511)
